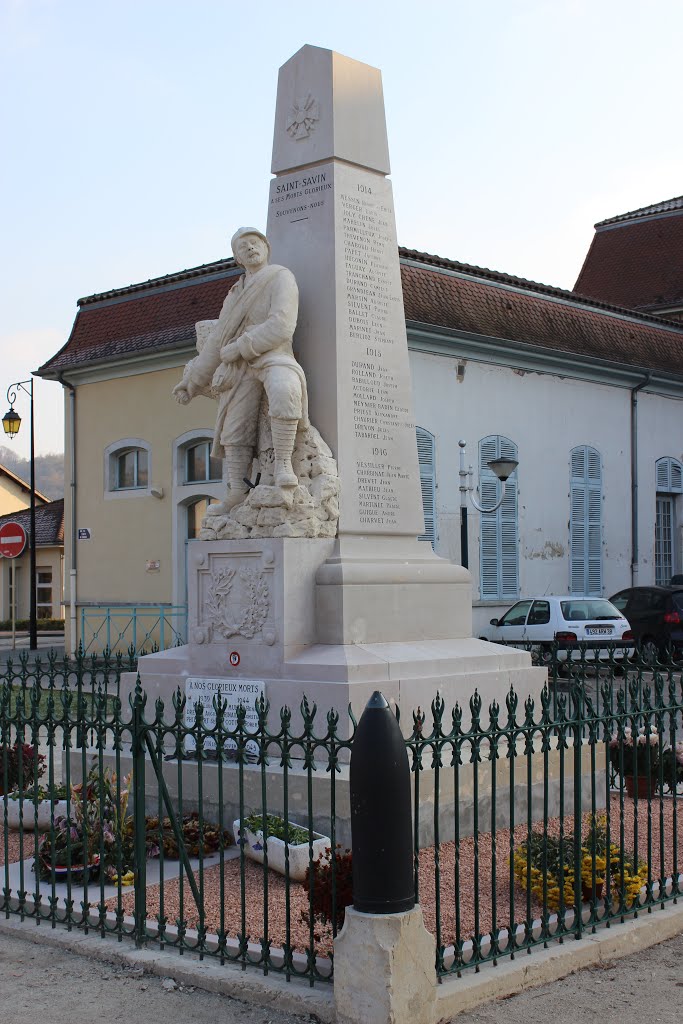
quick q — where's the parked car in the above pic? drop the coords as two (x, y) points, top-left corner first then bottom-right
(487, 596), (633, 668)
(608, 586), (683, 663)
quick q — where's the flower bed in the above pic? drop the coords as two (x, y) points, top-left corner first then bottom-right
(513, 814), (647, 910)
(99, 797), (683, 959)
(33, 764), (232, 884)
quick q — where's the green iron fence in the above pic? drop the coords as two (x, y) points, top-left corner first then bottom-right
(0, 647), (682, 986)
(0, 647), (134, 696)
(409, 650), (683, 976)
(79, 605), (187, 655)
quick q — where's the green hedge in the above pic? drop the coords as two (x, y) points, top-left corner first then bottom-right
(0, 618), (65, 632)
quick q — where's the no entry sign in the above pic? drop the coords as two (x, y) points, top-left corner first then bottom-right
(0, 521), (27, 558)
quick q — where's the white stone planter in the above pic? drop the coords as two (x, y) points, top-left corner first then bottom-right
(232, 818), (330, 881)
(4, 798), (68, 832)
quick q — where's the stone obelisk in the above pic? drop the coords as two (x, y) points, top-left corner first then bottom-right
(266, 45), (471, 646)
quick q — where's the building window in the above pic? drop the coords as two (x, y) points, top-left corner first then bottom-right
(116, 447), (148, 489)
(105, 438), (152, 497)
(416, 427), (436, 546)
(36, 567), (52, 618)
(655, 457), (683, 585)
(8, 566), (20, 620)
(479, 435), (519, 600)
(187, 497), (211, 540)
(185, 441), (222, 484)
(656, 498), (674, 585)
(569, 446), (602, 596)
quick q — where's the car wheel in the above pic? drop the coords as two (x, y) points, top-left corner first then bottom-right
(536, 646), (558, 670)
(640, 638), (659, 667)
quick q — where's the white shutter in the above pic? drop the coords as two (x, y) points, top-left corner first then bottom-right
(657, 459), (671, 491)
(479, 435), (519, 599)
(656, 457), (683, 494)
(570, 445), (602, 596)
(416, 427), (436, 546)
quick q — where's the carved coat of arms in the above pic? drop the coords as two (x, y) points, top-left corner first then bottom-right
(286, 94), (319, 140)
(205, 567), (270, 640)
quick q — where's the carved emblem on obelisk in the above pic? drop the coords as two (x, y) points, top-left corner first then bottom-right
(286, 94), (319, 140)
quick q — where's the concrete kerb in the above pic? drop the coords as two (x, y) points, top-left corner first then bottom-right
(0, 915), (335, 1022)
(434, 899), (683, 1020)
(1, 898), (683, 1022)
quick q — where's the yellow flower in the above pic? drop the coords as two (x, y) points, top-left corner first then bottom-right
(111, 869), (135, 886)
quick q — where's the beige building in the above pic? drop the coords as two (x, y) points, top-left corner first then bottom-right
(36, 263), (240, 653)
(0, 499), (64, 623)
(0, 464), (48, 517)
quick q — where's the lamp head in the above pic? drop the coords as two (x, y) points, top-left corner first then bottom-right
(487, 457), (518, 482)
(2, 407), (21, 439)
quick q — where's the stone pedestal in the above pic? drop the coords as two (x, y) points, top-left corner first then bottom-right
(131, 537), (544, 732)
(333, 906), (437, 1024)
(315, 535), (472, 645)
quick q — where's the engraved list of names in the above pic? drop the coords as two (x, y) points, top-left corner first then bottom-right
(337, 163), (423, 535)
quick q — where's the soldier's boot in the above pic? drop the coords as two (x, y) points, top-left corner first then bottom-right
(271, 417), (299, 489)
(207, 445), (253, 515)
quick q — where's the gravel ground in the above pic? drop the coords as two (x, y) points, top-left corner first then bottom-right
(0, 829), (23, 866)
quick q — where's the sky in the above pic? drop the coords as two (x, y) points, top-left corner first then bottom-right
(2, 0), (682, 459)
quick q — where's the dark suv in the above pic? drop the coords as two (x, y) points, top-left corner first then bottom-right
(609, 586), (683, 663)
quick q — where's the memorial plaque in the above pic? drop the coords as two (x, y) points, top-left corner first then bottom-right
(184, 676), (265, 756)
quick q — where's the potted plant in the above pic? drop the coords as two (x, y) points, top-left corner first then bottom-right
(233, 812), (330, 881)
(35, 764), (132, 882)
(1, 742), (66, 831)
(660, 741), (683, 793)
(608, 725), (660, 799)
(303, 844), (353, 930)
(5, 782), (69, 831)
(513, 816), (647, 909)
(1, 741), (45, 797)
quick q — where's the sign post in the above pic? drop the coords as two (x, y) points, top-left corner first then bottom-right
(0, 522), (27, 650)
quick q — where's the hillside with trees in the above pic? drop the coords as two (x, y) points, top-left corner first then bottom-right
(0, 446), (64, 499)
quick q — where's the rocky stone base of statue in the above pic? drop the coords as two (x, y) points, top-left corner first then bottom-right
(199, 424), (340, 540)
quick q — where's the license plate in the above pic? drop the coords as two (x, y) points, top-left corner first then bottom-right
(585, 626), (613, 636)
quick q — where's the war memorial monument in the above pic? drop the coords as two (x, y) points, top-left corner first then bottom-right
(133, 44), (543, 725)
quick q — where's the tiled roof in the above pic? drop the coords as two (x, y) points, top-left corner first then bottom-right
(37, 248), (683, 381)
(0, 499), (64, 547)
(597, 196), (683, 228)
(574, 199), (683, 311)
(401, 255), (683, 375)
(39, 264), (241, 377)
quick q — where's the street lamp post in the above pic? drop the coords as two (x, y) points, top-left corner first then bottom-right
(3, 380), (37, 650)
(458, 439), (519, 571)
